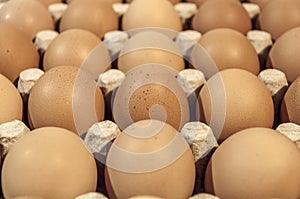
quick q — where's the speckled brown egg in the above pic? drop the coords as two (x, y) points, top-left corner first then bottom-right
(281, 76), (300, 125)
(192, 0), (251, 34)
(191, 28), (260, 78)
(28, 65), (105, 136)
(199, 69), (274, 142)
(2, 127), (97, 199)
(268, 27), (300, 83)
(0, 24), (39, 82)
(43, 29), (110, 79)
(112, 64), (189, 131)
(122, 0), (182, 34)
(105, 120), (195, 199)
(259, 0), (300, 40)
(60, 0), (118, 38)
(0, 0), (54, 40)
(205, 127), (300, 199)
(118, 31), (184, 73)
(0, 74), (23, 124)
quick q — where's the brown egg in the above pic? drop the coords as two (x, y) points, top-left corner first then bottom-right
(0, 0), (54, 40)
(126, 0), (180, 4)
(187, 0), (240, 8)
(105, 120), (195, 199)
(37, 0), (61, 7)
(43, 29), (110, 79)
(112, 64), (189, 131)
(259, 0), (300, 40)
(205, 127), (300, 199)
(11, 197), (47, 199)
(28, 66), (105, 136)
(192, 0), (251, 35)
(122, 0), (182, 34)
(60, 0), (118, 38)
(268, 27), (300, 83)
(248, 0), (272, 8)
(67, 0), (121, 4)
(2, 127), (97, 199)
(0, 74), (23, 124)
(281, 76), (300, 125)
(0, 24), (39, 82)
(118, 31), (185, 73)
(191, 28), (260, 78)
(199, 69), (274, 142)
(128, 196), (165, 199)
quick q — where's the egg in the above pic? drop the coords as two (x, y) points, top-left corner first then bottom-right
(0, 0), (54, 40)
(187, 0), (240, 7)
(60, 0), (118, 38)
(199, 69), (274, 142)
(105, 120), (195, 199)
(37, 0), (61, 7)
(128, 196), (165, 199)
(205, 127), (300, 199)
(191, 28), (260, 78)
(0, 74), (23, 124)
(0, 24), (39, 82)
(67, 0), (121, 3)
(122, 0), (182, 35)
(281, 76), (300, 125)
(192, 0), (251, 35)
(28, 66), (105, 136)
(43, 29), (111, 79)
(118, 31), (185, 73)
(259, 0), (300, 40)
(268, 27), (300, 83)
(11, 197), (47, 199)
(112, 64), (189, 131)
(2, 127), (97, 199)
(126, 0), (180, 4)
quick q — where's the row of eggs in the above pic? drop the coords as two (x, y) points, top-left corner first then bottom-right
(0, 0), (299, 199)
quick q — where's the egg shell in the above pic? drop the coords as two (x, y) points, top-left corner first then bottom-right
(128, 196), (165, 199)
(192, 28), (260, 78)
(126, 0), (180, 4)
(0, 0), (54, 40)
(28, 65), (105, 136)
(199, 69), (274, 142)
(60, 0), (118, 39)
(269, 27), (300, 83)
(118, 31), (184, 73)
(2, 127), (97, 199)
(122, 0), (182, 34)
(105, 120), (195, 199)
(281, 76), (300, 125)
(187, 0), (240, 8)
(259, 0), (300, 40)
(43, 29), (111, 79)
(205, 127), (300, 199)
(0, 24), (39, 82)
(0, 74), (23, 125)
(192, 0), (251, 35)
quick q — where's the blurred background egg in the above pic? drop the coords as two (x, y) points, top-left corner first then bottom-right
(199, 69), (274, 142)
(60, 0), (118, 39)
(122, 0), (182, 36)
(187, 0), (240, 8)
(0, 74), (23, 124)
(128, 196), (165, 199)
(205, 127), (300, 199)
(126, 0), (180, 4)
(191, 28), (260, 78)
(0, 24), (39, 82)
(28, 66), (105, 136)
(281, 76), (300, 125)
(192, 0), (251, 35)
(37, 0), (62, 7)
(2, 127), (97, 199)
(43, 29), (111, 79)
(118, 31), (184, 73)
(268, 27), (300, 83)
(259, 0), (300, 40)
(105, 120), (195, 199)
(0, 0), (54, 40)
